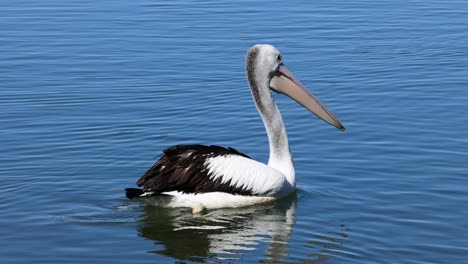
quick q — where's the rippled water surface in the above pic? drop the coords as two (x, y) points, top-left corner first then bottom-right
(1, 0), (467, 263)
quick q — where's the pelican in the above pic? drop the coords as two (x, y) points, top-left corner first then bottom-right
(125, 44), (345, 213)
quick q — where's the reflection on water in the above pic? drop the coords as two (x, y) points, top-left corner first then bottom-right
(135, 194), (349, 263)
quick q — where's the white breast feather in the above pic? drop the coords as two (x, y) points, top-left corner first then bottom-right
(205, 155), (292, 196)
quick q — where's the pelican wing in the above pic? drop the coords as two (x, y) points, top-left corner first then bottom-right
(128, 144), (287, 197)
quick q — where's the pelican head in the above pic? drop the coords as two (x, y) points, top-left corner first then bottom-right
(246, 44), (345, 131)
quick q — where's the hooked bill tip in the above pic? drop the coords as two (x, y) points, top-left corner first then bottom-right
(337, 123), (346, 131)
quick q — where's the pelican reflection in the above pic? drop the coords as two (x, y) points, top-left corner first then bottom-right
(135, 194), (350, 263)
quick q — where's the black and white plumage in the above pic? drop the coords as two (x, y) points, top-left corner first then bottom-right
(125, 44), (345, 212)
(130, 145), (254, 196)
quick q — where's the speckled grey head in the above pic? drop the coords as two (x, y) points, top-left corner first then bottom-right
(246, 44), (283, 78)
(246, 44), (345, 131)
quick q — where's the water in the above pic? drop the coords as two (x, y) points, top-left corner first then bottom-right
(1, 0), (467, 263)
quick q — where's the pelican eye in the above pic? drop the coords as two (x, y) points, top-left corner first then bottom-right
(276, 54), (282, 63)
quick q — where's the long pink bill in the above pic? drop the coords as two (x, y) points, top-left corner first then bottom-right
(270, 64), (345, 131)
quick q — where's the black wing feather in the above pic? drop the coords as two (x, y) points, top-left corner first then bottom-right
(133, 144), (253, 196)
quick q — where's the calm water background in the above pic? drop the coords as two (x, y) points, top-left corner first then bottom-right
(1, 0), (467, 263)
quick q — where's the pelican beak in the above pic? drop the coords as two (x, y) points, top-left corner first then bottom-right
(270, 64), (345, 131)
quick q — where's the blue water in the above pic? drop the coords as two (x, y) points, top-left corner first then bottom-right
(1, 0), (467, 263)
